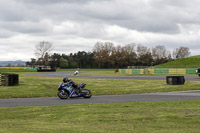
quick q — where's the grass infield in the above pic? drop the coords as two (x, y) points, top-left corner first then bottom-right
(0, 101), (200, 133)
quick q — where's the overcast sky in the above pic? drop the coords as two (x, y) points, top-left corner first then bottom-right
(0, 0), (200, 61)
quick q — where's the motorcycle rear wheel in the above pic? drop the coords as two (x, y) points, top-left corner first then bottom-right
(82, 89), (92, 98)
(57, 90), (69, 99)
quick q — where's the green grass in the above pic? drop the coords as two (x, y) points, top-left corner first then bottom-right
(0, 69), (36, 73)
(0, 72), (200, 98)
(0, 68), (114, 73)
(156, 55), (200, 68)
(1, 70), (200, 132)
(189, 55), (200, 58)
(1, 101), (200, 133)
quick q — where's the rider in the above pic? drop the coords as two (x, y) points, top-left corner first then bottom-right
(63, 77), (70, 84)
(74, 68), (79, 76)
(196, 67), (200, 73)
(62, 77), (79, 93)
(63, 77), (74, 87)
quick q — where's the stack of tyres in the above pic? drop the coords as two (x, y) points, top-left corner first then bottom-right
(1, 74), (6, 86)
(166, 76), (185, 85)
(13, 74), (19, 85)
(0, 73), (19, 86)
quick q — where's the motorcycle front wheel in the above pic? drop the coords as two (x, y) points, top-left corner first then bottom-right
(57, 89), (69, 99)
(81, 89), (92, 98)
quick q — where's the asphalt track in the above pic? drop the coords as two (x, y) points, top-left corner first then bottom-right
(1, 72), (200, 107)
(1, 91), (200, 107)
(27, 71), (200, 81)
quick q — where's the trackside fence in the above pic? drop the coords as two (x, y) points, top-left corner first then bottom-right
(119, 68), (197, 75)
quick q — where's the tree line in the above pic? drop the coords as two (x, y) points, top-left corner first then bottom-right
(26, 41), (191, 69)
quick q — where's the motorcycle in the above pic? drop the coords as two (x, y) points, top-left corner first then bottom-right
(57, 80), (92, 99)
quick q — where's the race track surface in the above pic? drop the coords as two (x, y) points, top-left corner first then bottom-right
(1, 90), (200, 107)
(27, 71), (200, 81)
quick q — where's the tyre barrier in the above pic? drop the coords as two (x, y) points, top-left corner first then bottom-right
(0, 73), (19, 86)
(166, 76), (185, 85)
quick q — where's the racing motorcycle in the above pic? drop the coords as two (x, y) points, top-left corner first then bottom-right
(57, 80), (92, 99)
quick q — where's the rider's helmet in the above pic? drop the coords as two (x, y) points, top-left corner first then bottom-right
(63, 77), (69, 83)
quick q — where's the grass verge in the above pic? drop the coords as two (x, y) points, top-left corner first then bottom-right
(0, 101), (200, 133)
(0, 69), (114, 73)
(0, 73), (200, 98)
(156, 55), (200, 68)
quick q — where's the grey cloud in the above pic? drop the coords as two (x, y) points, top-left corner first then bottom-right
(0, 0), (200, 61)
(0, 28), (16, 38)
(89, 0), (200, 34)
(0, 0), (191, 34)
(0, 20), (52, 35)
(0, 1), (25, 21)
(17, 0), (110, 5)
(1, 0), (200, 34)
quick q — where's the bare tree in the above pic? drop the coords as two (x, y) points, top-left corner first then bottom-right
(122, 43), (137, 66)
(172, 46), (191, 59)
(137, 44), (153, 66)
(137, 44), (150, 57)
(110, 45), (123, 68)
(35, 41), (53, 58)
(152, 45), (170, 65)
(152, 45), (170, 60)
(93, 42), (114, 68)
(35, 41), (54, 65)
(93, 42), (105, 68)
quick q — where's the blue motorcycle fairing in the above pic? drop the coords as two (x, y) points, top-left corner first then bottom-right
(78, 83), (86, 88)
(58, 83), (82, 98)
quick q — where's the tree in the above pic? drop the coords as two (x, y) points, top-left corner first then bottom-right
(70, 61), (79, 68)
(137, 44), (153, 66)
(93, 42), (114, 68)
(75, 51), (95, 68)
(121, 44), (137, 66)
(172, 46), (191, 59)
(59, 57), (68, 68)
(152, 45), (170, 65)
(29, 58), (36, 68)
(43, 52), (51, 66)
(137, 44), (149, 57)
(49, 53), (61, 68)
(35, 41), (54, 65)
(110, 45), (123, 68)
(76, 51), (87, 68)
(25, 58), (36, 67)
(152, 45), (169, 59)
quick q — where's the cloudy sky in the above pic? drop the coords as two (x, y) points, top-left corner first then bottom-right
(0, 0), (200, 61)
